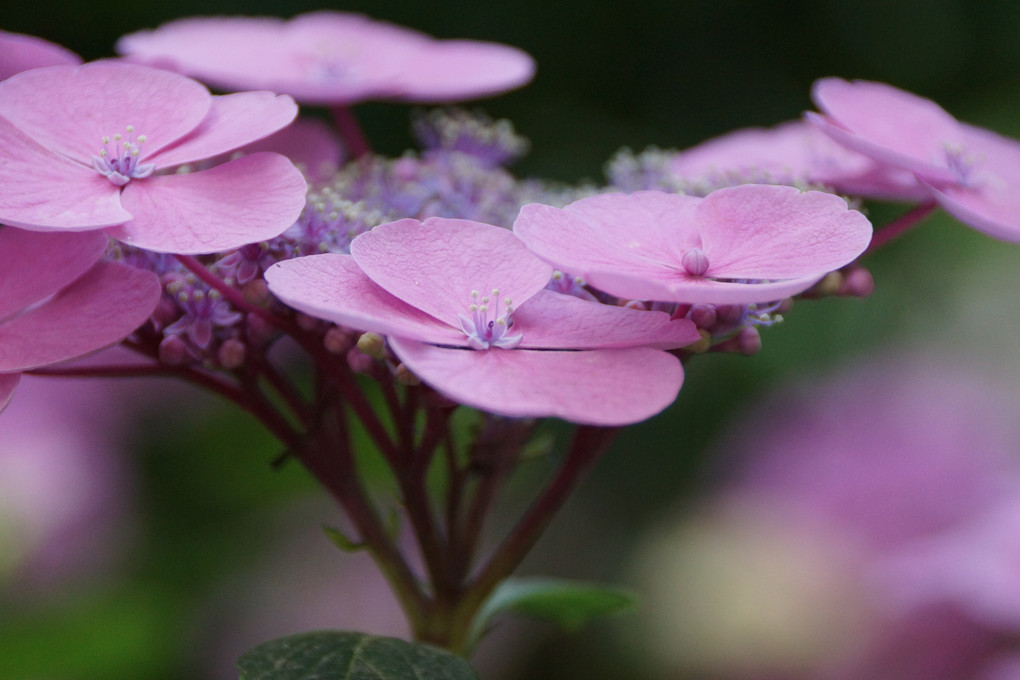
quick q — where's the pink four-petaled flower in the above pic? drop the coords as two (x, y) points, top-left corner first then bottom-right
(514, 185), (873, 305)
(809, 77), (1020, 242)
(0, 228), (161, 411)
(266, 218), (700, 425)
(117, 12), (536, 106)
(0, 61), (307, 254)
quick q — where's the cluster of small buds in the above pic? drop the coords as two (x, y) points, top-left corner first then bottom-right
(605, 146), (813, 196)
(281, 191), (384, 257)
(412, 108), (530, 168)
(605, 147), (692, 194)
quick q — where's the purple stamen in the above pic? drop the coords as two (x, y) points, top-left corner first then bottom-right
(92, 125), (156, 186)
(457, 288), (523, 350)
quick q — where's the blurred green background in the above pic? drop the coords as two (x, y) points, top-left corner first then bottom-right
(3, 1), (1020, 679)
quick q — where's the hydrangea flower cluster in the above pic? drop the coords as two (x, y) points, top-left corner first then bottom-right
(4, 11), (1020, 678)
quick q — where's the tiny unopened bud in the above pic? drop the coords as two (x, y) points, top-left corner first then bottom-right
(324, 325), (353, 354)
(346, 346), (374, 373)
(394, 363), (421, 386)
(685, 328), (713, 354)
(813, 271), (843, 297)
(840, 267), (875, 298)
(217, 338), (246, 369)
(356, 332), (387, 360)
(296, 312), (321, 331)
(689, 304), (717, 329)
(736, 326), (762, 355)
(681, 248), (710, 276)
(246, 313), (275, 346)
(159, 335), (189, 365)
(716, 305), (744, 324)
(242, 279), (271, 306)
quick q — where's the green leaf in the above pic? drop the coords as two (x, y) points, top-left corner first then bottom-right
(472, 577), (637, 643)
(237, 631), (479, 680)
(321, 525), (365, 553)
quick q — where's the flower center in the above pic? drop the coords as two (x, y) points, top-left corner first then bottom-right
(682, 247), (710, 276)
(92, 125), (156, 187)
(457, 288), (522, 350)
(943, 142), (981, 187)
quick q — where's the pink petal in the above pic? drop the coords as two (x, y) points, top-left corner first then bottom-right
(0, 115), (130, 230)
(264, 254), (464, 345)
(394, 40), (536, 102)
(810, 78), (963, 183)
(0, 61), (210, 165)
(514, 195), (702, 283)
(584, 269), (832, 305)
(926, 124), (1020, 242)
(390, 338), (685, 426)
(514, 289), (700, 350)
(119, 13), (416, 105)
(0, 373), (19, 412)
(235, 117), (343, 183)
(0, 30), (81, 81)
(109, 152), (306, 254)
(0, 261), (159, 372)
(0, 229), (107, 320)
(696, 184), (873, 278)
(148, 91), (298, 169)
(351, 218), (553, 328)
(670, 120), (927, 202)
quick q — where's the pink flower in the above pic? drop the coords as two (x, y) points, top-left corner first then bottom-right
(0, 227), (161, 410)
(265, 218), (700, 425)
(0, 29), (81, 81)
(809, 78), (1020, 242)
(668, 120), (928, 201)
(0, 61), (307, 254)
(513, 185), (873, 305)
(117, 12), (536, 106)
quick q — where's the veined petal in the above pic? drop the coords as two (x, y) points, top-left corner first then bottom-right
(696, 185), (872, 278)
(514, 289), (700, 350)
(394, 40), (535, 102)
(0, 261), (160, 372)
(352, 217), (552, 327)
(0, 372), (18, 413)
(0, 229), (107, 321)
(110, 152), (306, 254)
(810, 78), (964, 184)
(589, 269), (830, 305)
(390, 338), (685, 426)
(265, 254), (465, 345)
(0, 61), (211, 164)
(0, 115), (130, 230)
(0, 30), (81, 81)
(148, 91), (298, 169)
(925, 124), (1020, 243)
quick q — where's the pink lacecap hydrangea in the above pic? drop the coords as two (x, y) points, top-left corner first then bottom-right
(514, 185), (873, 305)
(0, 228), (161, 411)
(0, 60), (307, 254)
(0, 29), (81, 81)
(265, 217), (700, 425)
(117, 12), (536, 106)
(809, 77), (1020, 242)
(669, 120), (928, 202)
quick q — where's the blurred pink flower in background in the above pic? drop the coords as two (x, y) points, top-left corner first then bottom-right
(0, 29), (80, 81)
(117, 12), (535, 106)
(632, 355), (1020, 680)
(0, 373), (138, 589)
